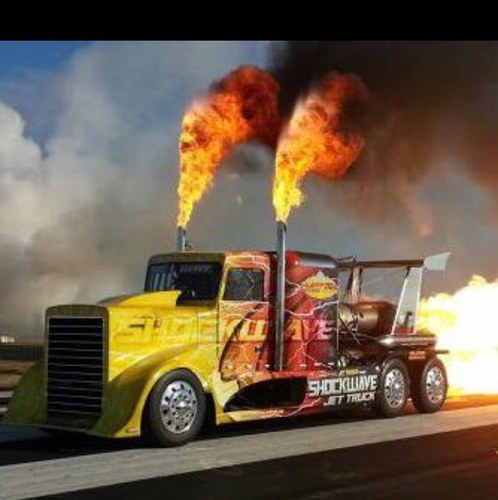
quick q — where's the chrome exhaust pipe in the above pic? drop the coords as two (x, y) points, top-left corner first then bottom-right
(176, 226), (186, 252)
(275, 221), (286, 371)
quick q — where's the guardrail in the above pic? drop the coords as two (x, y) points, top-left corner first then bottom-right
(0, 390), (13, 416)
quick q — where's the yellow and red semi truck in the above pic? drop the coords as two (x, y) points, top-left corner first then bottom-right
(4, 226), (450, 446)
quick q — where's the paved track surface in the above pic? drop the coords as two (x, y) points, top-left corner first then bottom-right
(1, 399), (498, 500)
(40, 424), (498, 500)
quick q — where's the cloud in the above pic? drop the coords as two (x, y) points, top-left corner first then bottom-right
(0, 41), (267, 338)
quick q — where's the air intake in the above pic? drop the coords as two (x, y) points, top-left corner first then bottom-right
(46, 316), (105, 418)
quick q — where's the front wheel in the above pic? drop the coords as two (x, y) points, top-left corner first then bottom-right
(145, 369), (206, 447)
(373, 358), (410, 418)
(411, 357), (448, 413)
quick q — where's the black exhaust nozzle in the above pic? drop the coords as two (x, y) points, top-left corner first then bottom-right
(176, 226), (186, 252)
(275, 221), (286, 371)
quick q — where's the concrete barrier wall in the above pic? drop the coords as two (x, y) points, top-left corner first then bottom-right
(0, 343), (43, 362)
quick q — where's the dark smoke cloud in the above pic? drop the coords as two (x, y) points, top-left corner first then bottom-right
(268, 41), (498, 229)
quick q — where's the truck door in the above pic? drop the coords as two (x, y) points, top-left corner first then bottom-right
(218, 262), (270, 384)
(284, 262), (339, 372)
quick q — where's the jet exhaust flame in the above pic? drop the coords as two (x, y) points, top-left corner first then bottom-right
(272, 72), (368, 223)
(419, 275), (498, 396)
(177, 65), (280, 228)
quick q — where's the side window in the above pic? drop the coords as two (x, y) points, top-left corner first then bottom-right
(223, 269), (264, 301)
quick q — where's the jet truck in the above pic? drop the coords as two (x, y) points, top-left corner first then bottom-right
(4, 223), (450, 446)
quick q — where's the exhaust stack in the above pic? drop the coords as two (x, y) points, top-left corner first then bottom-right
(275, 221), (286, 371)
(176, 226), (186, 252)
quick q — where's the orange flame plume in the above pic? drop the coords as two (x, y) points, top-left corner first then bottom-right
(177, 66), (280, 228)
(418, 275), (498, 396)
(272, 73), (368, 223)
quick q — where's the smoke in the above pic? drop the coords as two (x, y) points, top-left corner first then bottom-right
(268, 41), (498, 228)
(0, 41), (267, 339)
(2, 41), (498, 339)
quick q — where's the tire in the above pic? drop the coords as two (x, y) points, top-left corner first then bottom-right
(145, 369), (206, 447)
(411, 357), (447, 413)
(373, 358), (410, 418)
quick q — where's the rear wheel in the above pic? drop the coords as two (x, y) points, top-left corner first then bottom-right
(373, 358), (409, 418)
(411, 357), (447, 413)
(145, 369), (206, 447)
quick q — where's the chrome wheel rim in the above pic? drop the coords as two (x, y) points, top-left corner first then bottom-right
(426, 366), (445, 404)
(160, 380), (198, 434)
(384, 368), (406, 408)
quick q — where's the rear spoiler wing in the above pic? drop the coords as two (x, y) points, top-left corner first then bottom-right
(339, 252), (451, 336)
(422, 252), (451, 271)
(338, 252), (450, 272)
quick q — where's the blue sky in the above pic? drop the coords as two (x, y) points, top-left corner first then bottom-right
(0, 41), (92, 142)
(0, 41), (90, 77)
(0, 41), (268, 143)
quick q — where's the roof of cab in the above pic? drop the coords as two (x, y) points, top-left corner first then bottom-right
(148, 250), (337, 268)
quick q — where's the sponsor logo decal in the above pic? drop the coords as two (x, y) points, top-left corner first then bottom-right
(308, 373), (378, 406)
(408, 350), (426, 361)
(301, 272), (338, 300)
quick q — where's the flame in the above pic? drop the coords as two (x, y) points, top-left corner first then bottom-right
(177, 66), (280, 227)
(272, 73), (368, 223)
(418, 275), (498, 395)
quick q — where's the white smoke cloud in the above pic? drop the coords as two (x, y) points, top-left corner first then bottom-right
(0, 41), (267, 338)
(0, 102), (43, 242)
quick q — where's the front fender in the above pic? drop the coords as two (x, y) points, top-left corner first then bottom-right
(3, 361), (45, 426)
(91, 344), (217, 438)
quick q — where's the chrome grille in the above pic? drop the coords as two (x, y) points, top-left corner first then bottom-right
(46, 316), (105, 417)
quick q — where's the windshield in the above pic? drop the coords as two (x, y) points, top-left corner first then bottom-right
(145, 262), (222, 301)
